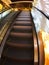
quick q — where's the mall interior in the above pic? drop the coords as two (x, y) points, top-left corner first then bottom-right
(0, 0), (49, 65)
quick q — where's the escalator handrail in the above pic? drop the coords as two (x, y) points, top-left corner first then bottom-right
(33, 21), (39, 65)
(30, 12), (39, 65)
(32, 6), (45, 65)
(33, 6), (49, 20)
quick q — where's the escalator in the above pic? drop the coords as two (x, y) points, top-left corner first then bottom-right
(0, 11), (34, 65)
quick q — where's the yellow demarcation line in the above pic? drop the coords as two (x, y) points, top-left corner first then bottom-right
(0, 21), (11, 45)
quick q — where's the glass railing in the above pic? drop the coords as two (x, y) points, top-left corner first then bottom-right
(31, 6), (49, 65)
(0, 9), (11, 20)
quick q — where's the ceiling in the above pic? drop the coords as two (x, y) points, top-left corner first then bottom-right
(1, 0), (34, 8)
(1, 0), (33, 4)
(11, 0), (33, 2)
(1, 0), (11, 7)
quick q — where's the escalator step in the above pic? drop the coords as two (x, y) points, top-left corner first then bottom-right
(14, 21), (32, 24)
(17, 16), (30, 18)
(7, 37), (33, 44)
(13, 21), (32, 26)
(12, 26), (32, 30)
(11, 28), (32, 33)
(2, 46), (33, 61)
(6, 42), (33, 48)
(16, 18), (31, 20)
(1, 58), (33, 65)
(10, 32), (32, 38)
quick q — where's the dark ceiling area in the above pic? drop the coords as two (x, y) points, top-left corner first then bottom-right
(11, 0), (33, 2)
(10, 2), (32, 8)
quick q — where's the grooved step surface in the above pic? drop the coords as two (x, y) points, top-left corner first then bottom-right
(14, 21), (32, 24)
(10, 32), (32, 38)
(12, 23), (32, 33)
(16, 18), (31, 20)
(6, 42), (33, 48)
(7, 37), (33, 44)
(16, 18), (31, 21)
(18, 16), (30, 18)
(12, 26), (32, 29)
(11, 28), (32, 33)
(14, 21), (32, 26)
(3, 46), (33, 60)
(1, 58), (33, 65)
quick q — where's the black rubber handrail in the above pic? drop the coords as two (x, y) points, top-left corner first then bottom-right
(33, 21), (39, 65)
(33, 6), (49, 20)
(30, 12), (39, 65)
(31, 7), (45, 65)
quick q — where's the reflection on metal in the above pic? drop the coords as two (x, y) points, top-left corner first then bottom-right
(33, 29), (38, 65)
(31, 16), (38, 65)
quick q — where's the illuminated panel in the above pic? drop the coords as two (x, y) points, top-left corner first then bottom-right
(0, 4), (3, 11)
(38, 30), (49, 65)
